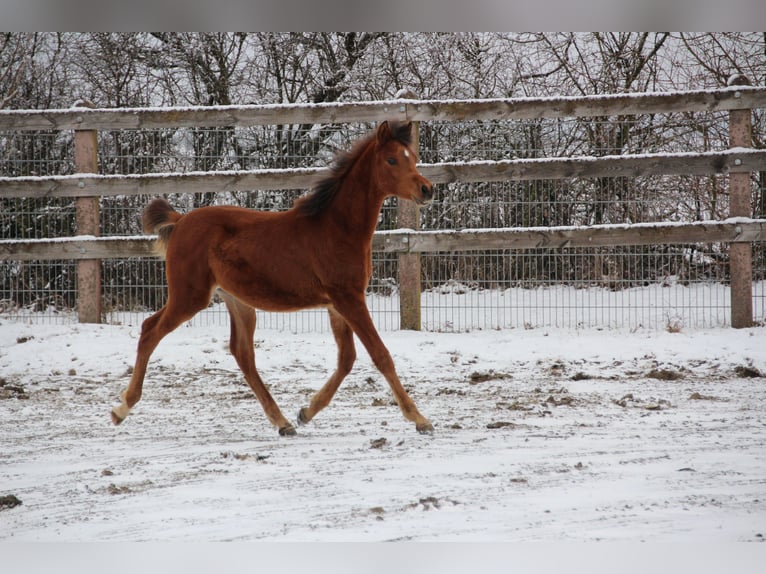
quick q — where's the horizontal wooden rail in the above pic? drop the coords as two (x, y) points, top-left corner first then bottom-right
(3, 220), (764, 261)
(422, 149), (766, 185)
(375, 219), (766, 253)
(1, 149), (764, 200)
(0, 167), (320, 199)
(1, 87), (764, 131)
(0, 236), (156, 261)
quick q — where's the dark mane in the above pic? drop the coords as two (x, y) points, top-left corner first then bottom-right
(294, 121), (412, 217)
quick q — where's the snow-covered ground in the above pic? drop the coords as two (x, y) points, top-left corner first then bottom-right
(1, 317), (765, 545)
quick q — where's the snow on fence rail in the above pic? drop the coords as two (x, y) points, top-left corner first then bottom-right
(1, 86), (765, 329)
(4, 219), (766, 261)
(1, 149), (765, 199)
(1, 86), (765, 130)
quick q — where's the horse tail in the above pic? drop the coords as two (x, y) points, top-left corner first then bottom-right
(142, 198), (182, 258)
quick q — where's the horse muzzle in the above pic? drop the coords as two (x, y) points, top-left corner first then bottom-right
(415, 183), (434, 205)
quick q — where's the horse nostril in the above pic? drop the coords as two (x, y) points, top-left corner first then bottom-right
(422, 185), (433, 199)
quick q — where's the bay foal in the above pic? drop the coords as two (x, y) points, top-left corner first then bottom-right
(111, 121), (434, 435)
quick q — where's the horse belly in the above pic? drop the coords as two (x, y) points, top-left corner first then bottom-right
(214, 259), (329, 312)
(234, 285), (330, 313)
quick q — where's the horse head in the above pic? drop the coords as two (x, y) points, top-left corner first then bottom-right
(375, 120), (434, 205)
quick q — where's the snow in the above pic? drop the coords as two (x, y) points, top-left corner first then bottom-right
(1, 316), (765, 547)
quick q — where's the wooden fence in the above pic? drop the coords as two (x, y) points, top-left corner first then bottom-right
(2, 85), (766, 328)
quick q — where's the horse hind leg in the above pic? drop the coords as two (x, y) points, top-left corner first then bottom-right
(111, 294), (208, 425)
(298, 307), (356, 426)
(111, 306), (178, 424)
(220, 291), (296, 436)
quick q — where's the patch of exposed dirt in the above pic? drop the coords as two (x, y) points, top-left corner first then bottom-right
(486, 421), (518, 429)
(612, 393), (672, 410)
(734, 365), (763, 378)
(646, 368), (683, 380)
(689, 392), (723, 402)
(0, 378), (28, 400)
(468, 370), (512, 384)
(0, 494), (22, 511)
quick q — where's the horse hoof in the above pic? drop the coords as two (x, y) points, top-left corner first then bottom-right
(279, 424), (297, 437)
(110, 409), (125, 426)
(416, 421), (434, 434)
(296, 408), (310, 426)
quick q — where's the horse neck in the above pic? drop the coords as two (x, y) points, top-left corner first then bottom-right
(330, 148), (386, 237)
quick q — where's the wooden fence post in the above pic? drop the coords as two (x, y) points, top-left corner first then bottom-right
(74, 100), (102, 323)
(729, 76), (753, 328)
(397, 91), (422, 330)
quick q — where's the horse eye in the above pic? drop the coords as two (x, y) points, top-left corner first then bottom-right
(386, 157), (397, 165)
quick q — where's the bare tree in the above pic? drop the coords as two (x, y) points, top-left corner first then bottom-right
(0, 33), (33, 109)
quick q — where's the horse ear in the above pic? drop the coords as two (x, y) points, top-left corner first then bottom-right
(376, 121), (392, 144)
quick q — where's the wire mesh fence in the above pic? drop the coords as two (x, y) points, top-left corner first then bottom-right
(419, 246), (737, 331)
(1, 112), (765, 331)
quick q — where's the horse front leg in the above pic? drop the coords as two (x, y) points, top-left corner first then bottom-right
(333, 296), (434, 434)
(298, 307), (357, 426)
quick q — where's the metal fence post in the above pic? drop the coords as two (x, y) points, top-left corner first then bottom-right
(74, 100), (102, 323)
(397, 91), (422, 330)
(729, 76), (753, 328)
